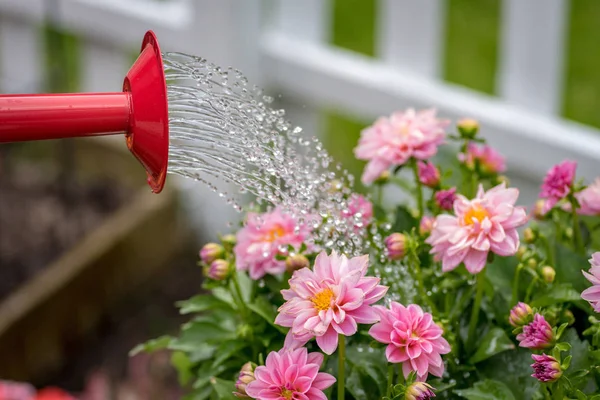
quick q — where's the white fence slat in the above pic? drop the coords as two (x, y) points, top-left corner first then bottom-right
(273, 0), (332, 43)
(498, 0), (568, 115)
(0, 18), (43, 93)
(377, 0), (445, 78)
(81, 41), (130, 92)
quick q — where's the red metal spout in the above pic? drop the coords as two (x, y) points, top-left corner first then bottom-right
(0, 31), (169, 193)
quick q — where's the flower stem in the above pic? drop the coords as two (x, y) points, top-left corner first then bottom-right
(511, 264), (523, 306)
(410, 252), (438, 314)
(569, 195), (585, 255)
(386, 364), (394, 398)
(338, 335), (346, 400)
(231, 272), (248, 316)
(467, 273), (485, 350)
(411, 159), (424, 220)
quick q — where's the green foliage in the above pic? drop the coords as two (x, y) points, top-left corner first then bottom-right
(455, 379), (516, 400)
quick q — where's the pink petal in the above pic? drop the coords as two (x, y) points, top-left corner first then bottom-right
(304, 388), (328, 400)
(351, 305), (380, 324)
(386, 345), (409, 363)
(316, 327), (339, 355)
(369, 322), (391, 343)
(312, 373), (336, 390)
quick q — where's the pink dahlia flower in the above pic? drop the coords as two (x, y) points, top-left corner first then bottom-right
(275, 251), (388, 355)
(426, 183), (528, 274)
(539, 160), (577, 214)
(575, 178), (600, 216)
(531, 354), (562, 383)
(582, 252), (600, 312)
(354, 108), (449, 184)
(516, 313), (554, 350)
(434, 188), (457, 211)
(458, 142), (506, 175)
(235, 207), (310, 280)
(369, 302), (450, 380)
(242, 347), (336, 400)
(342, 194), (373, 230)
(417, 161), (441, 188)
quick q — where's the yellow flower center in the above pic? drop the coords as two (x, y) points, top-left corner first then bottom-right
(311, 288), (334, 311)
(463, 205), (489, 226)
(281, 388), (294, 399)
(264, 224), (286, 242)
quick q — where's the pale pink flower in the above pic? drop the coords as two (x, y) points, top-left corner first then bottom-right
(369, 303), (450, 380)
(575, 178), (600, 216)
(235, 207), (310, 280)
(354, 109), (449, 184)
(275, 251), (388, 355)
(417, 161), (440, 188)
(539, 160), (577, 214)
(434, 188), (457, 211)
(426, 183), (528, 274)
(342, 194), (373, 230)
(242, 347), (336, 400)
(582, 252), (600, 312)
(458, 142), (506, 175)
(516, 314), (554, 350)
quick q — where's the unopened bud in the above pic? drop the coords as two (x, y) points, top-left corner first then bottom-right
(221, 234), (237, 246)
(385, 233), (406, 261)
(405, 382), (436, 400)
(509, 302), (533, 327)
(200, 243), (224, 264)
(285, 254), (310, 273)
(523, 228), (536, 244)
(419, 216), (435, 236)
(496, 175), (510, 186)
(531, 354), (562, 383)
(457, 118), (479, 139)
(562, 309), (575, 326)
(234, 362), (256, 398)
(541, 266), (555, 283)
(516, 246), (527, 261)
(207, 259), (230, 281)
(533, 199), (547, 220)
(374, 170), (390, 185)
(527, 258), (538, 270)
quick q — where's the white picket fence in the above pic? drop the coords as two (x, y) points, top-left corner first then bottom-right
(1, 0), (600, 231)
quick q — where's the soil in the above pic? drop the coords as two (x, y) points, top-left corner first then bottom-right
(0, 146), (133, 301)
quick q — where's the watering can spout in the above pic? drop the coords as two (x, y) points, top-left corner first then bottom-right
(0, 31), (169, 193)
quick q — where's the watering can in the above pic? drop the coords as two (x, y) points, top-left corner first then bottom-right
(0, 31), (169, 193)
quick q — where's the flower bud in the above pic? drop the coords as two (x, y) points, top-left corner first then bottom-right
(457, 118), (479, 139)
(417, 161), (440, 188)
(200, 243), (224, 264)
(541, 266), (555, 283)
(496, 175), (510, 186)
(517, 313), (554, 349)
(233, 362), (256, 398)
(516, 246), (527, 261)
(509, 302), (533, 327)
(527, 258), (538, 270)
(533, 199), (547, 220)
(374, 170), (390, 185)
(419, 216), (435, 236)
(207, 259), (230, 281)
(562, 309), (575, 326)
(221, 234), (237, 246)
(385, 233), (406, 261)
(285, 254), (310, 273)
(434, 187), (457, 211)
(405, 382), (435, 400)
(523, 228), (536, 244)
(531, 354), (562, 383)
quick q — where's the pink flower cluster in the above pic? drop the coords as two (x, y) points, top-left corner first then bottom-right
(427, 183), (528, 274)
(369, 303), (450, 380)
(234, 207), (311, 280)
(275, 251), (388, 355)
(458, 142), (506, 175)
(354, 108), (449, 184)
(582, 252), (600, 312)
(516, 314), (554, 350)
(539, 160), (577, 214)
(245, 348), (335, 400)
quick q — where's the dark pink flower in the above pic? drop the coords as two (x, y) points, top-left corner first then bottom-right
(369, 302), (450, 380)
(234, 207), (310, 280)
(458, 142), (506, 175)
(354, 109), (449, 184)
(582, 252), (600, 312)
(275, 251), (388, 355)
(434, 188), (457, 211)
(531, 354), (562, 383)
(245, 347), (335, 400)
(539, 160), (577, 213)
(417, 161), (440, 188)
(516, 314), (554, 349)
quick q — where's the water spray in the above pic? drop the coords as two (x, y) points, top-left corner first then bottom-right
(0, 31), (169, 193)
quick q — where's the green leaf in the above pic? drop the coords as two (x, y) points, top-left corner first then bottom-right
(345, 367), (368, 400)
(391, 205), (418, 233)
(469, 327), (515, 364)
(171, 351), (193, 385)
(212, 287), (237, 309)
(555, 244), (590, 293)
(530, 283), (582, 307)
(177, 294), (234, 314)
(129, 335), (172, 356)
(234, 270), (253, 303)
(373, 204), (387, 221)
(455, 380), (516, 400)
(247, 296), (288, 334)
(210, 378), (237, 400)
(210, 341), (247, 370)
(171, 321), (235, 352)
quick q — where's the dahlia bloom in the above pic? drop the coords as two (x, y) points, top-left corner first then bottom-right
(245, 347), (335, 400)
(582, 252), (600, 312)
(369, 302), (450, 380)
(575, 178), (600, 216)
(354, 108), (449, 184)
(458, 142), (506, 175)
(434, 188), (457, 211)
(531, 354), (562, 383)
(275, 251), (388, 355)
(509, 302), (533, 327)
(342, 194), (373, 230)
(234, 207), (310, 280)
(417, 161), (440, 188)
(516, 314), (554, 350)
(427, 183), (528, 274)
(539, 160), (577, 214)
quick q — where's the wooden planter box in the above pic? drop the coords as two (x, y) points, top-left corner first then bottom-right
(0, 138), (185, 382)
